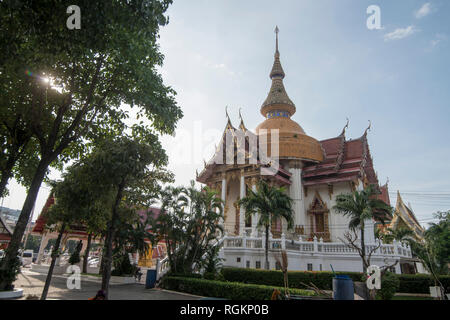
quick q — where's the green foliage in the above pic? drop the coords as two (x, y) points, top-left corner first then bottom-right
(376, 272), (400, 300)
(424, 211), (450, 275)
(161, 276), (316, 300)
(0, 0), (182, 290)
(220, 267), (450, 294)
(149, 181), (224, 275)
(238, 180), (295, 231)
(68, 241), (82, 265)
(200, 243), (224, 277)
(238, 180), (294, 270)
(382, 227), (415, 245)
(221, 267), (363, 290)
(111, 253), (136, 277)
(333, 184), (393, 271)
(396, 274), (450, 294)
(23, 235), (42, 253)
(0, 256), (21, 291)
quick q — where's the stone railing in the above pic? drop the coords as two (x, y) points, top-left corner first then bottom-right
(222, 234), (412, 258)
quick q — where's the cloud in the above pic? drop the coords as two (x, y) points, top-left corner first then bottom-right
(415, 3), (432, 19)
(430, 33), (447, 48)
(384, 26), (418, 41)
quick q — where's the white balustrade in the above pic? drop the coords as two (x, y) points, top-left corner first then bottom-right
(222, 235), (411, 258)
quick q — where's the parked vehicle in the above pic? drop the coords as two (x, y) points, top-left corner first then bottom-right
(22, 250), (34, 266)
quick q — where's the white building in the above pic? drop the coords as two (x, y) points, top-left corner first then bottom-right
(196, 28), (413, 274)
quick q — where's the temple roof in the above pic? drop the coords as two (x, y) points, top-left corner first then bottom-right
(196, 115), (292, 184)
(302, 124), (378, 187)
(0, 214), (13, 242)
(391, 191), (424, 240)
(32, 193), (161, 238)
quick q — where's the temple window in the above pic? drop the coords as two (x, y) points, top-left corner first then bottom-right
(307, 192), (330, 241)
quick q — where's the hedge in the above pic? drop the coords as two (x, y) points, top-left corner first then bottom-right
(221, 267), (363, 290)
(161, 276), (316, 300)
(221, 267), (450, 294)
(396, 274), (450, 294)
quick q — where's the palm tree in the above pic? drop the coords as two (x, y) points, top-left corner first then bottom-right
(238, 180), (294, 270)
(382, 227), (415, 245)
(333, 184), (393, 272)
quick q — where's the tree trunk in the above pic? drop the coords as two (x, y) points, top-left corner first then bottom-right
(82, 233), (92, 274)
(41, 223), (66, 300)
(101, 182), (125, 299)
(360, 223), (366, 273)
(0, 158), (49, 290)
(265, 225), (269, 270)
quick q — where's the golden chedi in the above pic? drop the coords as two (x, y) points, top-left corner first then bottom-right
(256, 27), (323, 162)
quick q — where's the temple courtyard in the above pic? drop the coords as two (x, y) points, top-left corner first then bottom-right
(14, 269), (201, 300)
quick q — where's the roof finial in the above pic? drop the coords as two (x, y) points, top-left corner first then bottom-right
(364, 120), (372, 136)
(385, 177), (389, 186)
(238, 107), (246, 131)
(275, 26), (279, 53)
(340, 117), (349, 136)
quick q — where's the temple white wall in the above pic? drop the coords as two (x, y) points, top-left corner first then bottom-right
(222, 248), (401, 274)
(302, 182), (353, 242)
(224, 177), (240, 235)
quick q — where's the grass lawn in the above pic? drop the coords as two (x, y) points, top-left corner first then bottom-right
(392, 295), (434, 300)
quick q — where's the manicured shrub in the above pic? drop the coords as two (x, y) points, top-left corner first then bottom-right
(221, 267), (450, 294)
(376, 272), (400, 300)
(221, 267), (362, 290)
(161, 276), (316, 300)
(396, 274), (450, 294)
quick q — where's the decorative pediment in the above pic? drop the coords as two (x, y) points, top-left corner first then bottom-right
(308, 191), (329, 214)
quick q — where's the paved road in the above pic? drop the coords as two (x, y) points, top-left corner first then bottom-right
(15, 270), (201, 300)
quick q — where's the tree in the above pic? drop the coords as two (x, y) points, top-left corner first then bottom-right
(38, 158), (112, 299)
(0, 0), (182, 291)
(84, 136), (170, 299)
(68, 240), (83, 265)
(150, 182), (224, 275)
(408, 211), (449, 299)
(333, 184), (393, 273)
(238, 180), (294, 270)
(111, 212), (152, 276)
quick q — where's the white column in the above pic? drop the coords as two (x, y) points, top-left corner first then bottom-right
(288, 162), (304, 228)
(363, 219), (376, 244)
(251, 180), (259, 237)
(221, 174), (227, 230)
(239, 173), (246, 236)
(36, 233), (50, 265)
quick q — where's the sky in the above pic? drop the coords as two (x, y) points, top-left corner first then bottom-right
(2, 0), (450, 228)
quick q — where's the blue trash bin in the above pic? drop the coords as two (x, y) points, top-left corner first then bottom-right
(332, 275), (354, 300)
(146, 269), (157, 289)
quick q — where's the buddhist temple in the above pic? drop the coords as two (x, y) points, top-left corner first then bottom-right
(197, 27), (383, 244)
(196, 27), (418, 273)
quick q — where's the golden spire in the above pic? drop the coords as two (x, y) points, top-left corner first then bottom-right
(261, 26), (295, 117)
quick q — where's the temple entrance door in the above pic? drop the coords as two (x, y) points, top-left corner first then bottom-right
(315, 213), (324, 233)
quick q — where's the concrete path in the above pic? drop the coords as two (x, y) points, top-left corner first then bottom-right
(14, 270), (201, 300)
